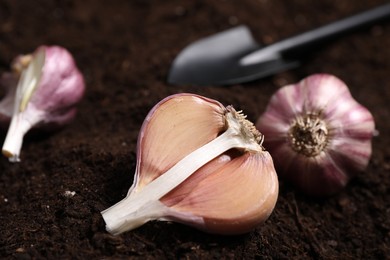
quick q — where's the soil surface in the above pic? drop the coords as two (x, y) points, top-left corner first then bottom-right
(1, 0), (390, 259)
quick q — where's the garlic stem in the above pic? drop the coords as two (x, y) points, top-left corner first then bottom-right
(102, 108), (263, 235)
(104, 200), (172, 234)
(2, 112), (40, 162)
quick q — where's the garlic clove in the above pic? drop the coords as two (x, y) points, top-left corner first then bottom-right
(130, 94), (226, 193)
(256, 74), (375, 197)
(161, 151), (278, 235)
(1, 45), (85, 162)
(102, 93), (279, 235)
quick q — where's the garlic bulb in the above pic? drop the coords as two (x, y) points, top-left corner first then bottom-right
(102, 94), (278, 235)
(1, 45), (85, 162)
(256, 74), (375, 197)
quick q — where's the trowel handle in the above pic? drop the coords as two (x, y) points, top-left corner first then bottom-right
(241, 3), (390, 65)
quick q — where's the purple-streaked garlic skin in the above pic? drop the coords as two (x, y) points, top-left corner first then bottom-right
(256, 74), (375, 197)
(29, 45), (85, 126)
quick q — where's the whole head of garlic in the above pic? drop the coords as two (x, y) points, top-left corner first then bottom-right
(1, 45), (85, 162)
(256, 74), (375, 197)
(101, 93), (279, 235)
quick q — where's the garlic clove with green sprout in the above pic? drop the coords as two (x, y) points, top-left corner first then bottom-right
(256, 74), (375, 197)
(1, 45), (85, 162)
(101, 94), (278, 235)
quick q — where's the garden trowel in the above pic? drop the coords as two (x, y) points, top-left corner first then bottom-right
(168, 3), (390, 85)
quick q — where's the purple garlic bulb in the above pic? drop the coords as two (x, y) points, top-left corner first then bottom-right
(1, 45), (85, 162)
(256, 74), (375, 197)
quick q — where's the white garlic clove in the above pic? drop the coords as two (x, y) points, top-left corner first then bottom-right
(256, 74), (375, 197)
(1, 45), (85, 162)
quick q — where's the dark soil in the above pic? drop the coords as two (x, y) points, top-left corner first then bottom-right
(1, 0), (389, 259)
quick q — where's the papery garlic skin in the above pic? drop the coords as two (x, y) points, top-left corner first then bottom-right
(102, 94), (278, 235)
(1, 45), (85, 162)
(256, 74), (375, 197)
